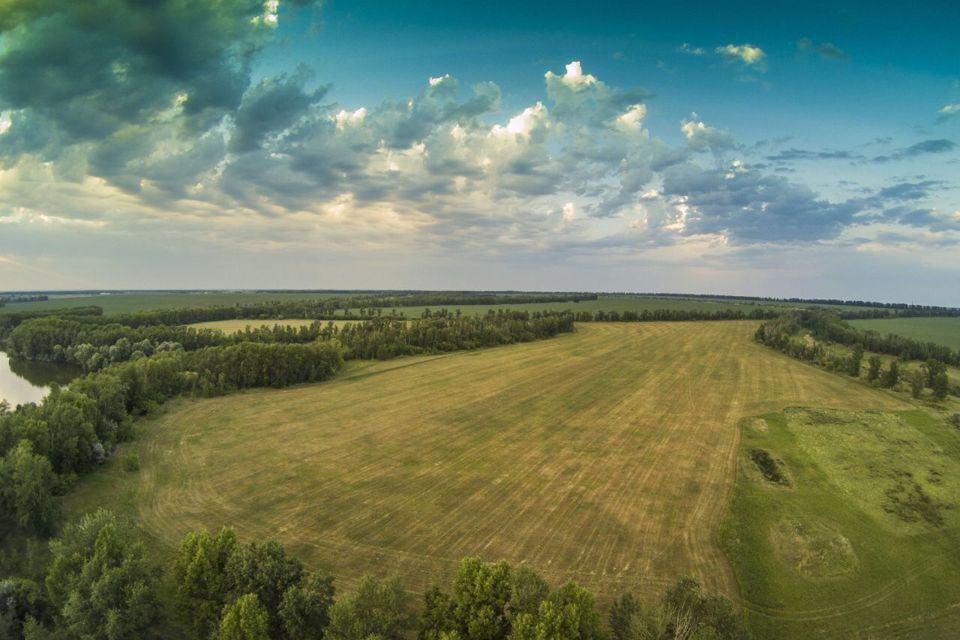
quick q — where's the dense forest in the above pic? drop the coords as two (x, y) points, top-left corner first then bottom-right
(0, 512), (748, 640)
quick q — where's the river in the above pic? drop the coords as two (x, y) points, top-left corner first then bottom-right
(0, 351), (82, 408)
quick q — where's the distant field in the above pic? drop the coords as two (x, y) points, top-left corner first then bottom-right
(724, 408), (960, 639)
(850, 317), (960, 350)
(4, 292), (349, 315)
(3, 290), (884, 317)
(187, 319), (353, 334)
(67, 322), (905, 609)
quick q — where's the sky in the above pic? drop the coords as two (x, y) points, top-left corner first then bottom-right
(0, 1), (959, 304)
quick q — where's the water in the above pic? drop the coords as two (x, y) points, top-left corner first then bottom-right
(0, 351), (82, 408)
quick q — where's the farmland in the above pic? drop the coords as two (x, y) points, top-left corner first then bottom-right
(66, 321), (908, 621)
(850, 317), (960, 350)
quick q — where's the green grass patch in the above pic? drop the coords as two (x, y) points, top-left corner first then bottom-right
(722, 408), (960, 639)
(850, 317), (960, 350)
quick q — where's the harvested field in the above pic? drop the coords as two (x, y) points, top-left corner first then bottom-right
(68, 322), (906, 603)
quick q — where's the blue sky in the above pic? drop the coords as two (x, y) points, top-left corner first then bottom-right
(1, 0), (959, 303)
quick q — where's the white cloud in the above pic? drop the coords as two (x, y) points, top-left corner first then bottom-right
(681, 118), (735, 152)
(334, 107), (367, 130)
(490, 102), (548, 138)
(545, 61), (598, 90)
(429, 74), (451, 87)
(616, 104), (646, 130)
(715, 43), (766, 66)
(562, 202), (576, 224)
(679, 43), (705, 56)
(939, 103), (960, 116)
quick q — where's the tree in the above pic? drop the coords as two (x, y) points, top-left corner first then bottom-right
(608, 593), (640, 640)
(279, 572), (336, 640)
(326, 575), (416, 640)
(447, 558), (514, 640)
(45, 509), (160, 640)
(226, 540), (305, 637)
(1, 440), (58, 534)
(909, 369), (926, 399)
(508, 583), (604, 640)
(509, 566), (550, 620)
(172, 527), (240, 640)
(880, 360), (900, 388)
(867, 356), (883, 382)
(924, 360), (947, 387)
(216, 594), (270, 640)
(931, 371), (949, 401)
(845, 345), (864, 377)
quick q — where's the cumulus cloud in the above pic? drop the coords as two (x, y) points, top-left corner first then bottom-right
(938, 103), (960, 121)
(715, 44), (766, 66)
(681, 118), (736, 153)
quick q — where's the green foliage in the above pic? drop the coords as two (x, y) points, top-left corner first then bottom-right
(215, 593), (271, 640)
(609, 593), (640, 640)
(880, 360), (900, 388)
(508, 583), (605, 640)
(225, 540), (305, 637)
(931, 371), (949, 401)
(172, 527), (241, 639)
(909, 369), (926, 398)
(44, 509), (160, 639)
(0, 440), (58, 534)
(867, 355), (882, 382)
(508, 566), (551, 620)
(326, 575), (416, 640)
(846, 345), (864, 377)
(279, 572), (336, 640)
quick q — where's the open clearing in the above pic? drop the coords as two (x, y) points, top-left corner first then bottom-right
(187, 319), (353, 333)
(725, 408), (960, 639)
(67, 322), (906, 608)
(850, 316), (960, 350)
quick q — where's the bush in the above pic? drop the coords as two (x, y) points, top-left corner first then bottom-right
(749, 449), (789, 485)
(122, 454), (140, 473)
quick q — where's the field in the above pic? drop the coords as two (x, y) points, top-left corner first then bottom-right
(4, 290), (881, 317)
(724, 408), (960, 639)
(187, 319), (350, 333)
(850, 317), (960, 350)
(3, 292), (353, 315)
(67, 321), (907, 613)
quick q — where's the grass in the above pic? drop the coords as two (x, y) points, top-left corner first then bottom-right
(66, 321), (905, 606)
(722, 408), (960, 639)
(850, 317), (960, 350)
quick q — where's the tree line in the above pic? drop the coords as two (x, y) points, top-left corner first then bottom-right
(1, 313), (574, 542)
(0, 341), (344, 539)
(0, 510), (749, 640)
(755, 311), (953, 399)
(5, 312), (575, 371)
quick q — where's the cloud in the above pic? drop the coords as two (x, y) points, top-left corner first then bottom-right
(938, 103), (960, 121)
(797, 38), (848, 60)
(766, 148), (864, 162)
(873, 139), (956, 162)
(715, 44), (766, 66)
(229, 70), (328, 152)
(681, 118), (735, 153)
(679, 43), (705, 56)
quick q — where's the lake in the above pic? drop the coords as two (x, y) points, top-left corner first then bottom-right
(0, 352), (82, 408)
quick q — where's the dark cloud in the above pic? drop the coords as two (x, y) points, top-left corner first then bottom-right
(0, 1), (319, 160)
(798, 38), (848, 61)
(873, 139), (956, 162)
(875, 180), (945, 201)
(766, 148), (864, 162)
(661, 163), (860, 243)
(230, 70), (328, 152)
